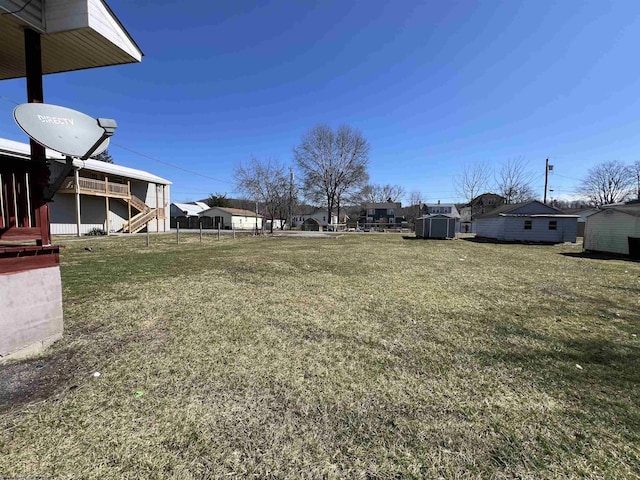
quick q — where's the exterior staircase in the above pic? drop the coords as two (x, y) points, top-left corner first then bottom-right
(120, 194), (156, 233)
(122, 208), (157, 233)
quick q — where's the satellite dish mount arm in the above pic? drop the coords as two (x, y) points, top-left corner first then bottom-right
(44, 156), (74, 201)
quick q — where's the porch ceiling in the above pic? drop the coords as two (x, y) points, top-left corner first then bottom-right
(0, 0), (142, 80)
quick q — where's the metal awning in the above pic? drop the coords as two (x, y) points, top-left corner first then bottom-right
(0, 0), (142, 80)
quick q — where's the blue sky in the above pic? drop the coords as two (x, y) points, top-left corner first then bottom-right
(2, 0), (640, 203)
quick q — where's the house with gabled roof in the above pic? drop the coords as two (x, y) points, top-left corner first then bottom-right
(475, 200), (578, 243)
(199, 206), (262, 230)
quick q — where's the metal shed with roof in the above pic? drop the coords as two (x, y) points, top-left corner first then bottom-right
(584, 203), (640, 257)
(415, 214), (457, 239)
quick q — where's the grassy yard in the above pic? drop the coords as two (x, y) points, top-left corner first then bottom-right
(1, 233), (639, 479)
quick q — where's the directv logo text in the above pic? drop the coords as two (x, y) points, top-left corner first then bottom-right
(37, 115), (74, 126)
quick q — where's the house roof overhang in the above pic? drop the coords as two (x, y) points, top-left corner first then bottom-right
(0, 137), (171, 185)
(0, 0), (142, 80)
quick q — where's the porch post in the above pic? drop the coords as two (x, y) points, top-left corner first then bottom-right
(104, 176), (110, 234)
(162, 185), (166, 231)
(155, 184), (159, 233)
(24, 28), (50, 246)
(74, 169), (81, 236)
(127, 180), (131, 234)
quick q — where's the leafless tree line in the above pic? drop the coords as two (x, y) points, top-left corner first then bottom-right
(579, 160), (640, 207)
(236, 124), (411, 227)
(454, 158), (537, 212)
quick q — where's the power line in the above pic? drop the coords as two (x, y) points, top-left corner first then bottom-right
(0, 95), (20, 105)
(109, 142), (235, 186)
(0, 94), (236, 186)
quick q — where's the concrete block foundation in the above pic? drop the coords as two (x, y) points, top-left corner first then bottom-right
(0, 266), (64, 361)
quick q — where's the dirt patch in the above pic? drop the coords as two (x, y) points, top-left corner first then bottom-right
(0, 346), (83, 413)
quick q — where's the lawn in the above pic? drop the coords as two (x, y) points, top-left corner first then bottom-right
(1, 233), (639, 479)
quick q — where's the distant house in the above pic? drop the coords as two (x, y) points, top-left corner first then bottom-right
(420, 202), (461, 232)
(292, 207), (337, 229)
(460, 193), (506, 233)
(199, 206), (262, 230)
(170, 202), (208, 229)
(584, 203), (640, 257)
(561, 207), (599, 237)
(360, 201), (402, 227)
(475, 200), (578, 243)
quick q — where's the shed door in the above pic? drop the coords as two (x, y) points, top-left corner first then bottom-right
(431, 219), (447, 238)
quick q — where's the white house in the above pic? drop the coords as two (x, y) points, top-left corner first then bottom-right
(0, 138), (171, 235)
(584, 203), (640, 256)
(475, 200), (578, 243)
(199, 206), (263, 230)
(292, 207), (338, 229)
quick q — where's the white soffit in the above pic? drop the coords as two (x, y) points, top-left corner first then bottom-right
(0, 0), (142, 80)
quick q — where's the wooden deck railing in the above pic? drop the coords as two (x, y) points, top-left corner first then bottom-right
(58, 176), (129, 198)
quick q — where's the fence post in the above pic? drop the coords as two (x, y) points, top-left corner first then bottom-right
(199, 222), (203, 243)
(177, 223), (180, 244)
(233, 224), (236, 240)
(146, 222), (150, 248)
(218, 224), (221, 241)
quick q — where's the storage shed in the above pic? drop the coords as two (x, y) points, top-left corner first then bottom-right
(475, 200), (578, 243)
(584, 203), (640, 257)
(415, 214), (457, 239)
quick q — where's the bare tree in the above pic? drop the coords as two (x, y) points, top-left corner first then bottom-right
(496, 158), (536, 204)
(629, 160), (640, 200)
(293, 124), (370, 226)
(454, 162), (492, 221)
(235, 157), (290, 233)
(361, 184), (405, 203)
(579, 160), (633, 206)
(405, 190), (423, 224)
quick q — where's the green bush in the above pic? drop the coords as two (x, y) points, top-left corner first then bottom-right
(86, 227), (107, 236)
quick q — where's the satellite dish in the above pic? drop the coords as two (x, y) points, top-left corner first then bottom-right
(14, 103), (111, 158)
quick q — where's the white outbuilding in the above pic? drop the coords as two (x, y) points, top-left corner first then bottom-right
(584, 203), (640, 257)
(199, 206), (263, 230)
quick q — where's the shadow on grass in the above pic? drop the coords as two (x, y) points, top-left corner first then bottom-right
(477, 321), (640, 441)
(560, 251), (639, 263)
(460, 236), (560, 246)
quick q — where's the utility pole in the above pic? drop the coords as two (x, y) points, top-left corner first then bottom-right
(543, 159), (553, 204)
(255, 200), (259, 235)
(288, 166), (294, 230)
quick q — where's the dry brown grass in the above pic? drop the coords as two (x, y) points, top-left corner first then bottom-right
(0, 233), (639, 479)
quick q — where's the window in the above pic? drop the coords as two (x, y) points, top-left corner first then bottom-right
(524, 220), (532, 230)
(368, 209), (374, 215)
(548, 220), (557, 230)
(388, 208), (395, 216)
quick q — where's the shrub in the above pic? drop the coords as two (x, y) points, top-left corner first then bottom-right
(86, 227), (107, 236)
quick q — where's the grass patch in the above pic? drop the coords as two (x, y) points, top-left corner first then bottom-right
(1, 233), (639, 478)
